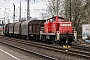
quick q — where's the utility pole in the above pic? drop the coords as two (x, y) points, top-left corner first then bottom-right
(27, 0), (30, 21)
(13, 4), (15, 23)
(13, 1), (15, 23)
(66, 0), (72, 22)
(19, 0), (21, 22)
(70, 0), (71, 22)
(4, 17), (5, 24)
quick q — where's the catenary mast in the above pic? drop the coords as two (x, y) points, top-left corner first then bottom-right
(19, 0), (21, 22)
(27, 0), (30, 21)
(66, 0), (71, 22)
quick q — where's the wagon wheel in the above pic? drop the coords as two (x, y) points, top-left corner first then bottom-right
(35, 38), (39, 42)
(26, 36), (29, 40)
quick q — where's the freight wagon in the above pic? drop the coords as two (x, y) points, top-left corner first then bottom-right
(21, 20), (45, 39)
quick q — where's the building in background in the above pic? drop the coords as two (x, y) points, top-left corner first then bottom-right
(82, 24), (90, 40)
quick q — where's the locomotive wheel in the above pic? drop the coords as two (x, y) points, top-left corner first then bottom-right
(55, 40), (60, 44)
(52, 40), (56, 44)
(18, 36), (21, 39)
(51, 37), (55, 44)
(26, 37), (29, 40)
(46, 39), (49, 43)
(51, 38), (55, 44)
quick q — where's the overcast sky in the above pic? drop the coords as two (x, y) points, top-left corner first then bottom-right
(0, 0), (48, 23)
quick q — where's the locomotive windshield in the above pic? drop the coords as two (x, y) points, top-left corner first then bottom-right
(50, 18), (54, 22)
(58, 19), (62, 21)
(58, 17), (64, 21)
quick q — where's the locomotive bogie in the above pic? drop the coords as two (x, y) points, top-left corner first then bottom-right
(59, 34), (74, 44)
(40, 32), (74, 44)
(40, 34), (55, 43)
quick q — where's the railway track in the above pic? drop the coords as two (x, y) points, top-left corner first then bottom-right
(71, 44), (90, 52)
(0, 36), (57, 60)
(0, 35), (90, 60)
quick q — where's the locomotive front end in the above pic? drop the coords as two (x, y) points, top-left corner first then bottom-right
(58, 21), (74, 44)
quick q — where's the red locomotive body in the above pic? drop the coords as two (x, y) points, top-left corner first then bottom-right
(44, 16), (72, 34)
(51, 21), (59, 33)
(59, 21), (72, 34)
(44, 19), (51, 33)
(51, 16), (59, 33)
(41, 16), (74, 44)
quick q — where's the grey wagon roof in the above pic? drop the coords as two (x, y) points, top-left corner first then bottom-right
(21, 20), (31, 26)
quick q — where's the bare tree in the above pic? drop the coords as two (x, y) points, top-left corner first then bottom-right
(64, 0), (90, 37)
(40, 12), (50, 20)
(47, 0), (65, 16)
(40, 0), (65, 19)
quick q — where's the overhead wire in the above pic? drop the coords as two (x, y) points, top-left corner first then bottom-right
(0, 0), (10, 6)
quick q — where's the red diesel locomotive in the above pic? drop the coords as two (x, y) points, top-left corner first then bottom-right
(40, 16), (74, 44)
